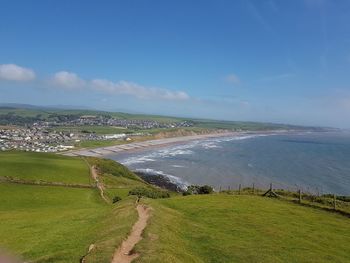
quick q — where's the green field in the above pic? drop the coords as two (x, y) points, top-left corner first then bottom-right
(76, 139), (130, 149)
(53, 125), (128, 135)
(0, 152), (141, 263)
(136, 194), (350, 263)
(1, 151), (349, 263)
(0, 183), (110, 262)
(0, 152), (91, 185)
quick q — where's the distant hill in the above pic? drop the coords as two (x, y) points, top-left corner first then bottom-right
(0, 103), (334, 131)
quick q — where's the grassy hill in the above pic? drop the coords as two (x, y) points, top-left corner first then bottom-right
(0, 105), (320, 131)
(136, 195), (350, 263)
(0, 151), (146, 262)
(0, 151), (349, 262)
(0, 152), (91, 184)
(0, 183), (116, 262)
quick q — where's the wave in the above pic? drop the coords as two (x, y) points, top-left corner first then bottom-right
(171, 165), (185, 168)
(121, 157), (156, 165)
(135, 168), (189, 190)
(120, 133), (272, 165)
(120, 143), (195, 165)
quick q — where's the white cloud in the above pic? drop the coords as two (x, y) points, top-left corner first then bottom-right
(15, 68), (190, 101)
(225, 73), (240, 85)
(51, 71), (85, 89)
(91, 79), (189, 101)
(0, 64), (36, 81)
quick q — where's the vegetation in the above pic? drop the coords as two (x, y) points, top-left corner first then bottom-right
(0, 183), (134, 263)
(82, 198), (138, 262)
(87, 157), (141, 181)
(0, 105), (319, 131)
(129, 186), (171, 199)
(112, 195), (122, 203)
(53, 125), (127, 135)
(1, 150), (349, 263)
(135, 194), (350, 263)
(0, 151), (141, 262)
(0, 151), (91, 185)
(75, 139), (131, 149)
(183, 185), (214, 195)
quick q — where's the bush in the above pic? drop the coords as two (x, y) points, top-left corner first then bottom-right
(198, 185), (214, 194)
(112, 196), (122, 203)
(183, 185), (214, 195)
(128, 187), (170, 199)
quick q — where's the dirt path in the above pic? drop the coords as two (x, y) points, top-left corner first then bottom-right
(111, 204), (150, 263)
(91, 165), (109, 203)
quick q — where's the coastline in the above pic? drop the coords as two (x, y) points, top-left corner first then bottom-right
(61, 130), (292, 158)
(62, 131), (237, 157)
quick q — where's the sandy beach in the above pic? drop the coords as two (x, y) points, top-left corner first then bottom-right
(62, 131), (241, 157)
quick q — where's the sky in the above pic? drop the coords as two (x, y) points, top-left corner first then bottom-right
(1, 0), (350, 128)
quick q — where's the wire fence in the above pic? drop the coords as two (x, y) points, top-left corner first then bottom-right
(217, 182), (350, 217)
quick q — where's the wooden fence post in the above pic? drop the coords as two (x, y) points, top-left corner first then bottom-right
(252, 183), (255, 195)
(298, 189), (302, 203)
(239, 184), (241, 195)
(333, 194), (337, 210)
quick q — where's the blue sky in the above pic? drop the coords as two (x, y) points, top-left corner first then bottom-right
(1, 0), (350, 128)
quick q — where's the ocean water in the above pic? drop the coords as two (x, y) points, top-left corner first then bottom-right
(107, 132), (350, 195)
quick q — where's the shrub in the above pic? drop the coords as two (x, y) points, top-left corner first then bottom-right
(198, 185), (214, 194)
(128, 187), (170, 199)
(183, 185), (214, 195)
(112, 196), (122, 203)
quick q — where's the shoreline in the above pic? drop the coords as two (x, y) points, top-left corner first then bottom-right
(62, 131), (237, 157)
(61, 130), (294, 158)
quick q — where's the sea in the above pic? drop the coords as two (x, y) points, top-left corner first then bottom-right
(106, 131), (350, 195)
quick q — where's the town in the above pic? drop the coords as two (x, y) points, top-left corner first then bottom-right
(0, 115), (194, 152)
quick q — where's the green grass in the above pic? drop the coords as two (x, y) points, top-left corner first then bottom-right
(87, 157), (141, 181)
(1, 150), (349, 263)
(0, 151), (91, 185)
(76, 139), (129, 149)
(53, 125), (127, 135)
(136, 194), (350, 263)
(0, 183), (110, 262)
(83, 197), (139, 262)
(103, 174), (146, 198)
(87, 158), (149, 202)
(102, 174), (147, 200)
(0, 151), (144, 262)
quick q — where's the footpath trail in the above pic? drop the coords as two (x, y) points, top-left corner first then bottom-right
(90, 165), (109, 203)
(112, 204), (150, 263)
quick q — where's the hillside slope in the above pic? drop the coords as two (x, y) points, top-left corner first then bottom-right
(1, 151), (349, 263)
(135, 195), (350, 263)
(0, 152), (146, 263)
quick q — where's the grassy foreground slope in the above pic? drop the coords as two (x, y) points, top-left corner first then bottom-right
(1, 151), (349, 263)
(0, 152), (91, 184)
(0, 183), (112, 262)
(0, 152), (142, 263)
(136, 194), (350, 263)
